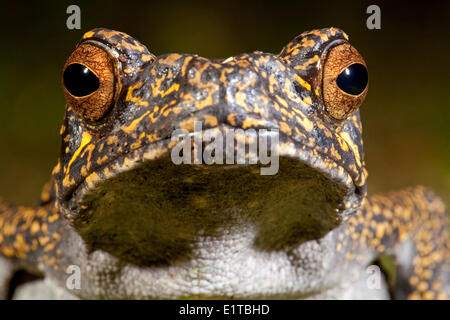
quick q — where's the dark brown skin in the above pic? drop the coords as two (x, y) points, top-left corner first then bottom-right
(0, 27), (448, 299)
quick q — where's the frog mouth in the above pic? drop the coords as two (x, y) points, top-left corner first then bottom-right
(58, 123), (364, 266)
(62, 124), (362, 214)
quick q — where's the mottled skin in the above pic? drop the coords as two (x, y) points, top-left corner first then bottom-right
(0, 27), (448, 299)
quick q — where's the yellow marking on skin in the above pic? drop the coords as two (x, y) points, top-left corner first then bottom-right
(352, 115), (361, 129)
(301, 38), (316, 47)
(330, 28), (339, 36)
(227, 113), (237, 127)
(124, 67), (135, 74)
(36, 208), (48, 218)
(130, 141), (142, 150)
(41, 223), (48, 234)
(2, 222), (15, 236)
(179, 117), (197, 132)
(237, 60), (251, 68)
(122, 157), (135, 170)
(106, 135), (119, 145)
(122, 111), (151, 134)
(294, 74), (311, 91)
(64, 131), (92, 177)
(96, 155), (109, 166)
(235, 91), (251, 111)
(294, 55), (319, 71)
(340, 131), (362, 168)
(49, 213), (59, 223)
(159, 101), (175, 118)
(119, 39), (145, 52)
(141, 54), (153, 62)
(103, 167), (113, 179)
(160, 83), (180, 98)
(330, 144), (342, 160)
(311, 30), (329, 41)
(13, 234), (29, 253)
(181, 56), (194, 76)
(2, 247), (15, 257)
(295, 114), (314, 132)
(30, 221), (40, 235)
(279, 122), (292, 135)
(52, 233), (61, 242)
(151, 76), (166, 97)
(126, 81), (149, 106)
(160, 53), (183, 65)
(203, 115), (218, 127)
(220, 67), (234, 83)
(81, 144), (95, 163)
(51, 162), (61, 175)
(38, 236), (50, 246)
(335, 134), (350, 152)
(80, 165), (88, 176)
(276, 96), (289, 110)
(242, 118), (268, 129)
(268, 74), (276, 94)
(83, 31), (95, 39)
(303, 96), (312, 105)
(44, 242), (56, 252)
(143, 146), (168, 161)
(294, 127), (307, 139)
(85, 172), (100, 189)
(97, 29), (123, 39)
(280, 107), (294, 119)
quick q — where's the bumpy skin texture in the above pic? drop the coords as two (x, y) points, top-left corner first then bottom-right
(0, 27), (448, 299)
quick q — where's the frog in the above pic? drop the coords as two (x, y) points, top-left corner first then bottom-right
(0, 27), (448, 300)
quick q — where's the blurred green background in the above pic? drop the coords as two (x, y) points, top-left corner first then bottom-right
(0, 0), (448, 206)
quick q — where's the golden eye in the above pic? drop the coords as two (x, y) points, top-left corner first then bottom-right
(321, 43), (368, 120)
(62, 43), (120, 122)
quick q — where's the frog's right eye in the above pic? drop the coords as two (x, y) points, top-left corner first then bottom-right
(62, 43), (121, 122)
(320, 43), (368, 120)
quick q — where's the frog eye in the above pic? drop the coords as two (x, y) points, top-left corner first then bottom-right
(321, 43), (368, 120)
(62, 43), (120, 122)
(63, 64), (100, 97)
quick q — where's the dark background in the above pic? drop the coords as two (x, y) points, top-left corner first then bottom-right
(0, 0), (448, 206)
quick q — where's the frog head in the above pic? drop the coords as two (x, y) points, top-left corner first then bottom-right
(53, 27), (368, 266)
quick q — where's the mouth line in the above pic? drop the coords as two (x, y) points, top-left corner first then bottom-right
(61, 124), (360, 217)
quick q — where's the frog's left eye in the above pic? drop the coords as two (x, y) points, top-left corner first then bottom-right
(321, 43), (368, 120)
(63, 63), (100, 97)
(62, 43), (120, 122)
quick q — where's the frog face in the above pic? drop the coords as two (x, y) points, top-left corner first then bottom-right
(54, 28), (369, 266)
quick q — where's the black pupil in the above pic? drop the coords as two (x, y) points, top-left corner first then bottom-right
(336, 63), (368, 96)
(63, 63), (100, 97)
